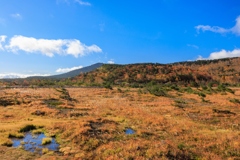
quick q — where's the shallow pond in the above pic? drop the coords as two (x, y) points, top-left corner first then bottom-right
(11, 132), (59, 154)
(125, 128), (135, 135)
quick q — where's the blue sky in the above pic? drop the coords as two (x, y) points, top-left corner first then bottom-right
(0, 0), (240, 78)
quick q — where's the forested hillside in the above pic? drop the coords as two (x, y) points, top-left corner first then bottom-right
(73, 57), (240, 87)
(1, 57), (240, 87)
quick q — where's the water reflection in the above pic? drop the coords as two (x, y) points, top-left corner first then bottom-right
(11, 132), (59, 154)
(125, 128), (135, 135)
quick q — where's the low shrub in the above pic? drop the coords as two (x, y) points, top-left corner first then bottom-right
(198, 92), (206, 98)
(42, 148), (49, 154)
(42, 137), (52, 145)
(229, 98), (240, 104)
(217, 84), (234, 94)
(147, 85), (167, 97)
(212, 109), (236, 115)
(19, 124), (37, 132)
(32, 129), (43, 134)
(170, 84), (180, 91)
(8, 132), (24, 138)
(2, 139), (13, 147)
(103, 82), (113, 90)
(183, 87), (194, 94)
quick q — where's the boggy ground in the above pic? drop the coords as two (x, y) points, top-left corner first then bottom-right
(0, 87), (240, 159)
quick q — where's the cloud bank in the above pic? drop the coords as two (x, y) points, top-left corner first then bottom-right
(107, 60), (115, 64)
(0, 35), (7, 50)
(56, 65), (83, 73)
(75, 0), (91, 6)
(197, 49), (240, 60)
(0, 73), (50, 79)
(2, 35), (102, 57)
(195, 16), (240, 36)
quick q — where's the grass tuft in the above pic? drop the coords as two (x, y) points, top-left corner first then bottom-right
(229, 98), (240, 104)
(2, 139), (13, 147)
(42, 137), (52, 145)
(19, 124), (37, 132)
(42, 148), (49, 154)
(8, 132), (24, 138)
(32, 129), (43, 134)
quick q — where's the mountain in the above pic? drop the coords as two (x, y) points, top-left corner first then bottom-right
(72, 57), (240, 86)
(27, 63), (104, 79)
(2, 57), (240, 87)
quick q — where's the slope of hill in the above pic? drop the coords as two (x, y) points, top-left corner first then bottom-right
(28, 63), (104, 79)
(73, 57), (240, 86)
(1, 57), (240, 87)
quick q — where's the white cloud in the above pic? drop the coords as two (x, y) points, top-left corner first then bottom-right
(187, 44), (199, 49)
(6, 36), (64, 57)
(66, 40), (101, 57)
(196, 55), (205, 61)
(56, 65), (83, 73)
(5, 35), (102, 57)
(195, 16), (240, 36)
(231, 16), (240, 35)
(0, 35), (7, 50)
(0, 73), (50, 79)
(75, 0), (91, 6)
(209, 49), (240, 59)
(11, 13), (22, 20)
(107, 60), (115, 64)
(197, 49), (240, 60)
(195, 25), (228, 34)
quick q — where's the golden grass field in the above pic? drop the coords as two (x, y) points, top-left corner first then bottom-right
(0, 87), (240, 159)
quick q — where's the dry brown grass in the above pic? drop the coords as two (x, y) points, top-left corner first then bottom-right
(0, 87), (240, 159)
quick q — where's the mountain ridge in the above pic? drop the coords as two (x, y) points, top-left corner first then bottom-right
(72, 57), (240, 86)
(1, 57), (240, 86)
(18, 63), (104, 80)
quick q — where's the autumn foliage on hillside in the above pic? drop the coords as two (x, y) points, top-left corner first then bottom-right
(73, 57), (240, 87)
(1, 57), (240, 87)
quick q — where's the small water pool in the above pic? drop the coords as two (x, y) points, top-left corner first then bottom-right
(125, 128), (135, 135)
(11, 132), (59, 154)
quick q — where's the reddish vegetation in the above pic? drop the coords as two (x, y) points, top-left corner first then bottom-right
(0, 87), (240, 159)
(74, 57), (240, 86)
(1, 57), (240, 87)
(0, 58), (240, 159)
